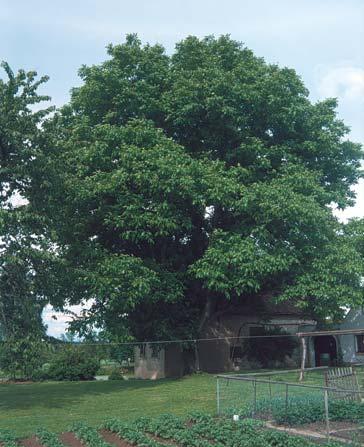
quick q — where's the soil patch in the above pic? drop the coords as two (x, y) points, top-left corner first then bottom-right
(266, 420), (364, 444)
(335, 428), (364, 443)
(300, 420), (364, 441)
(99, 430), (134, 447)
(59, 433), (84, 447)
(20, 436), (44, 447)
(146, 433), (178, 446)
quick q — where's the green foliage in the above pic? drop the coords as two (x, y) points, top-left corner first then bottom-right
(0, 62), (68, 344)
(0, 406), (352, 446)
(72, 422), (111, 447)
(245, 394), (364, 426)
(36, 428), (64, 447)
(0, 336), (48, 380)
(34, 34), (364, 341)
(0, 430), (18, 447)
(241, 327), (299, 368)
(8, 34), (364, 342)
(0, 62), (52, 197)
(108, 367), (125, 380)
(46, 346), (99, 381)
(103, 412), (345, 446)
(103, 419), (166, 447)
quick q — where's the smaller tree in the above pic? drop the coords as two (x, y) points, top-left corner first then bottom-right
(47, 345), (99, 381)
(0, 336), (47, 380)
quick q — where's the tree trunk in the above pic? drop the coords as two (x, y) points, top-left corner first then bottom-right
(198, 292), (214, 334)
(194, 292), (215, 373)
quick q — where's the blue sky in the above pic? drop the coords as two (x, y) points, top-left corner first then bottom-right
(2, 0), (364, 336)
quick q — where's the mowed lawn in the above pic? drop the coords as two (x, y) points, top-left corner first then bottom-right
(0, 374), (217, 437)
(0, 368), (345, 438)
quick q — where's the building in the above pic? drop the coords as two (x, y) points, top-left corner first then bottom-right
(134, 343), (184, 379)
(339, 308), (364, 364)
(297, 308), (364, 370)
(134, 294), (317, 378)
(197, 295), (316, 373)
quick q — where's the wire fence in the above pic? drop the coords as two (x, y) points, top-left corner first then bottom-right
(217, 365), (364, 444)
(0, 331), (363, 380)
(1, 334), (364, 443)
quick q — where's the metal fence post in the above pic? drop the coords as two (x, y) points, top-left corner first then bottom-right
(324, 389), (330, 439)
(253, 379), (257, 416)
(285, 384), (289, 426)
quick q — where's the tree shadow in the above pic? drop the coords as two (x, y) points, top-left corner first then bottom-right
(0, 375), (207, 412)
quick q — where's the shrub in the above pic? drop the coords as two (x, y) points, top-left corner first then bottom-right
(47, 346), (99, 381)
(0, 337), (48, 380)
(108, 367), (125, 380)
(241, 327), (299, 368)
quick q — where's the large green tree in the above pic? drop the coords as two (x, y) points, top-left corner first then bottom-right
(34, 35), (364, 341)
(0, 62), (67, 341)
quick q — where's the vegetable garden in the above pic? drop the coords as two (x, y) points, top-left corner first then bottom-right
(217, 367), (364, 444)
(0, 413), (347, 447)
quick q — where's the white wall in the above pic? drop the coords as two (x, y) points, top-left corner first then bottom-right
(134, 345), (166, 379)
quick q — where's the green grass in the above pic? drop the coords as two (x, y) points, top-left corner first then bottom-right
(0, 368), (341, 438)
(0, 374), (216, 437)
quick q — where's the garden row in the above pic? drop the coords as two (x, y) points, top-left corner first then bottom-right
(228, 393), (364, 426)
(0, 413), (346, 447)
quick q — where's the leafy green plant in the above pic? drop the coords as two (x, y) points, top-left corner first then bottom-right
(108, 368), (125, 380)
(103, 419), (166, 447)
(245, 393), (364, 426)
(0, 429), (18, 447)
(241, 327), (299, 368)
(0, 414), (351, 447)
(46, 346), (99, 381)
(36, 428), (64, 447)
(0, 337), (48, 380)
(27, 34), (364, 345)
(72, 422), (111, 447)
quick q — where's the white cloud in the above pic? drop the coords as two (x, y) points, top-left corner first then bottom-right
(317, 66), (364, 101)
(334, 179), (364, 222)
(43, 303), (92, 338)
(313, 64), (364, 221)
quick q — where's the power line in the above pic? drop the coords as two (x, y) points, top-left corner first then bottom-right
(53, 333), (299, 346)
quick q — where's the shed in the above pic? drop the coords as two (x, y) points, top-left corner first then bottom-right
(297, 327), (364, 380)
(134, 343), (184, 379)
(339, 307), (364, 363)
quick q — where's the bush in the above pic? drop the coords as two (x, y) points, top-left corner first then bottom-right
(241, 327), (299, 368)
(108, 367), (125, 380)
(47, 346), (99, 381)
(0, 337), (48, 380)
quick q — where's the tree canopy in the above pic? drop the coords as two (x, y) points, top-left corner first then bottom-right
(3, 35), (364, 341)
(0, 62), (68, 341)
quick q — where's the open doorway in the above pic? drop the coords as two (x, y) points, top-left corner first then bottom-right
(314, 335), (337, 366)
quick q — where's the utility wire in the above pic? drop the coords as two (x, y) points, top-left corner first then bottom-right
(48, 333), (300, 346)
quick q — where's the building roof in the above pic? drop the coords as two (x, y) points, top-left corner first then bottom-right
(297, 328), (364, 337)
(220, 292), (311, 319)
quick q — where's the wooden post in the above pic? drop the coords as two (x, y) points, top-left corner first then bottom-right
(216, 377), (220, 415)
(352, 367), (361, 401)
(285, 383), (289, 426)
(194, 340), (200, 372)
(253, 379), (257, 416)
(324, 389), (330, 439)
(299, 337), (307, 382)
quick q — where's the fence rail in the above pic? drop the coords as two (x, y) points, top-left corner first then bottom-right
(217, 364), (364, 444)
